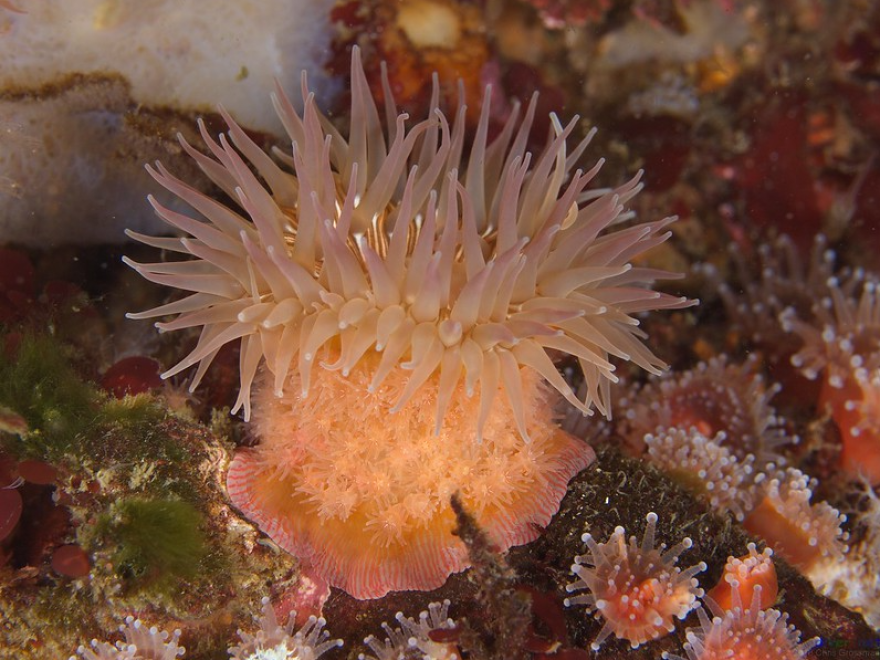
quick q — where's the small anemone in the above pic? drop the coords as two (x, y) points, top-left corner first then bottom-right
(663, 585), (820, 660)
(228, 597), (342, 660)
(359, 600), (460, 660)
(71, 617), (185, 660)
(564, 512), (706, 650)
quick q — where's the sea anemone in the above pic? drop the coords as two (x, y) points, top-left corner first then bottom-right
(228, 596), (342, 660)
(564, 512), (706, 650)
(620, 355), (793, 464)
(847, 373), (880, 472)
(359, 600), (459, 660)
(71, 617), (185, 660)
(743, 467), (847, 584)
(643, 427), (761, 521)
(663, 586), (821, 660)
(782, 276), (879, 389)
(781, 276), (880, 483)
(707, 543), (778, 612)
(708, 233), (837, 353)
(126, 47), (690, 597)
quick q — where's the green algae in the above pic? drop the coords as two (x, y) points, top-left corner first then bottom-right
(0, 333), (99, 461)
(95, 393), (168, 436)
(96, 498), (209, 592)
(0, 331), (237, 628)
(0, 332), (185, 470)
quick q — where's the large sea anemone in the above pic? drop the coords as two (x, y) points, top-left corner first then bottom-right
(125, 47), (692, 598)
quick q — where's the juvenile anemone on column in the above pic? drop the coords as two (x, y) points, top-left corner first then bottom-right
(125, 48), (692, 598)
(707, 543), (778, 612)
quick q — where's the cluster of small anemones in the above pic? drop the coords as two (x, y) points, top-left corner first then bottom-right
(228, 597), (343, 660)
(631, 374), (849, 592)
(72, 600), (343, 660)
(617, 356), (794, 522)
(359, 600), (460, 660)
(704, 233), (837, 352)
(564, 512), (706, 650)
(644, 431), (849, 587)
(70, 618), (185, 660)
(703, 232), (880, 485)
(664, 545), (819, 660)
(127, 46), (690, 597)
(72, 600), (464, 660)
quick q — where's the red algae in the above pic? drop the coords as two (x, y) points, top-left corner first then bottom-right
(51, 543), (90, 578)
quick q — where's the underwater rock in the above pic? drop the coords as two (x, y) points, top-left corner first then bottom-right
(0, 0), (337, 136)
(0, 76), (209, 245)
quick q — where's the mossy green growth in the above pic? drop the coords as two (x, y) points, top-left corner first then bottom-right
(0, 333), (179, 468)
(99, 498), (209, 592)
(91, 394), (170, 451)
(0, 333), (99, 461)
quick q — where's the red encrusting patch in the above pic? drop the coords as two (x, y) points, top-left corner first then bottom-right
(51, 544), (90, 578)
(100, 356), (164, 398)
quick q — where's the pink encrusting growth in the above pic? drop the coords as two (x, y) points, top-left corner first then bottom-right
(564, 512), (706, 650)
(126, 46), (691, 597)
